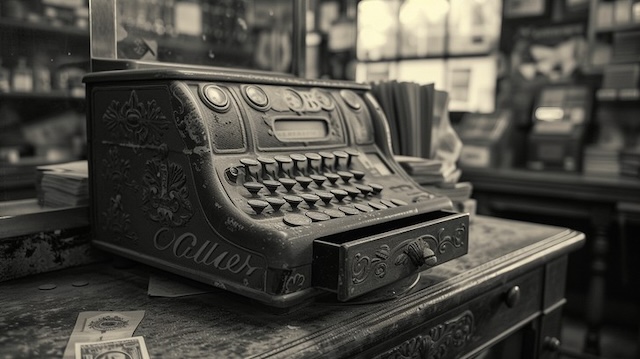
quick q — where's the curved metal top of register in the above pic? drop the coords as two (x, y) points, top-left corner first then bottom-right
(85, 0), (469, 309)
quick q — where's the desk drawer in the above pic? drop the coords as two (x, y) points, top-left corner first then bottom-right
(313, 211), (469, 301)
(369, 268), (544, 359)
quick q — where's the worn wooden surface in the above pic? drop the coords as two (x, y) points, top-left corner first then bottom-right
(0, 199), (101, 282)
(0, 216), (584, 358)
(0, 199), (89, 238)
(460, 167), (640, 355)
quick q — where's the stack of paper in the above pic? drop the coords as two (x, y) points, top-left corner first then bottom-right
(583, 146), (620, 176)
(395, 155), (473, 214)
(421, 182), (474, 203)
(371, 81), (437, 158)
(620, 147), (640, 178)
(395, 156), (461, 185)
(372, 81), (471, 212)
(36, 160), (89, 208)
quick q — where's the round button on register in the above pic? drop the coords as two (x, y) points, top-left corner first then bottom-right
(339, 206), (360, 216)
(247, 199), (269, 214)
(283, 213), (312, 227)
(324, 209), (346, 218)
(380, 199), (396, 208)
(202, 85), (230, 112)
(353, 203), (373, 213)
(312, 89), (335, 110)
(305, 211), (330, 222)
(368, 201), (388, 210)
(245, 85), (269, 109)
(391, 198), (408, 206)
(284, 89), (304, 111)
(265, 197), (285, 211)
(340, 89), (361, 110)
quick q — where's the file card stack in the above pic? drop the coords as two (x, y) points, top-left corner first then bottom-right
(371, 80), (473, 215)
(36, 160), (89, 208)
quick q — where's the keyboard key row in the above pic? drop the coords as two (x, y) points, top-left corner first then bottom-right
(242, 178), (383, 197)
(279, 198), (409, 226)
(235, 150), (361, 181)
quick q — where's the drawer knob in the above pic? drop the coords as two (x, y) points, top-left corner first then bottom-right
(406, 239), (437, 267)
(505, 285), (521, 308)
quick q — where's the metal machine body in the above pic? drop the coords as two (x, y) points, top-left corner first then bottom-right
(84, 68), (469, 307)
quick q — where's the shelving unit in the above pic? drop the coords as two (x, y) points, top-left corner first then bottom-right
(1, 0), (305, 200)
(581, 0), (640, 179)
(0, 2), (90, 200)
(0, 17), (88, 37)
(587, 0), (640, 103)
(355, 51), (497, 64)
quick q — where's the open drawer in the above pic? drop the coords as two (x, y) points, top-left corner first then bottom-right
(313, 210), (469, 301)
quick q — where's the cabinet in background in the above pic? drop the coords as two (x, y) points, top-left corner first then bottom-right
(0, 1), (90, 200)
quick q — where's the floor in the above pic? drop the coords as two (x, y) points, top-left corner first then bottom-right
(561, 315), (639, 359)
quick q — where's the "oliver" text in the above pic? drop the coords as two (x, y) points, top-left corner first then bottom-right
(153, 227), (259, 276)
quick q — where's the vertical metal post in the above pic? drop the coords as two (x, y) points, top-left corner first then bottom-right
(89, 0), (118, 69)
(292, 0), (306, 77)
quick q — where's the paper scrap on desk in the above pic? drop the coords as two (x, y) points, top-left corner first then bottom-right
(62, 310), (145, 359)
(147, 273), (213, 297)
(75, 336), (150, 359)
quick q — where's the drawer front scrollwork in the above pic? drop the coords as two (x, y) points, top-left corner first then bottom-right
(377, 310), (475, 359)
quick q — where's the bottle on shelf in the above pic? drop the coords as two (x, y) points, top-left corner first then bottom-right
(0, 59), (10, 93)
(33, 52), (52, 93)
(11, 58), (34, 93)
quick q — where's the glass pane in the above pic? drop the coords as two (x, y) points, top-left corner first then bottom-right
(91, 0), (301, 74)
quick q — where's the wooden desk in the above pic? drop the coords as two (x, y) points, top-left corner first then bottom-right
(0, 216), (583, 358)
(460, 167), (640, 355)
(0, 199), (97, 282)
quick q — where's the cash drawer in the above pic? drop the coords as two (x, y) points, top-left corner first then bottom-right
(370, 267), (544, 359)
(313, 211), (469, 301)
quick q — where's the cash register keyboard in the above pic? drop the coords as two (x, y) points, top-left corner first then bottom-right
(225, 150), (427, 226)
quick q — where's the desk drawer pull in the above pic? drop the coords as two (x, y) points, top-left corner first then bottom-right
(505, 285), (521, 308)
(406, 238), (437, 267)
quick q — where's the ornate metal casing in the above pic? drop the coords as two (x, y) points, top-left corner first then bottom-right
(84, 68), (469, 307)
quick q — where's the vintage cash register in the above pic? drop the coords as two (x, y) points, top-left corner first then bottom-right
(527, 85), (592, 172)
(84, 0), (469, 308)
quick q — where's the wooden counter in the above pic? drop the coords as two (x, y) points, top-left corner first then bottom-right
(0, 216), (584, 358)
(0, 199), (99, 282)
(460, 167), (640, 354)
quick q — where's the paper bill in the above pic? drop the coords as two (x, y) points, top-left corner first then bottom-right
(63, 311), (145, 359)
(147, 273), (213, 298)
(75, 336), (150, 359)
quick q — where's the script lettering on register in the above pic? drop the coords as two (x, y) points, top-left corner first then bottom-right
(153, 227), (259, 276)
